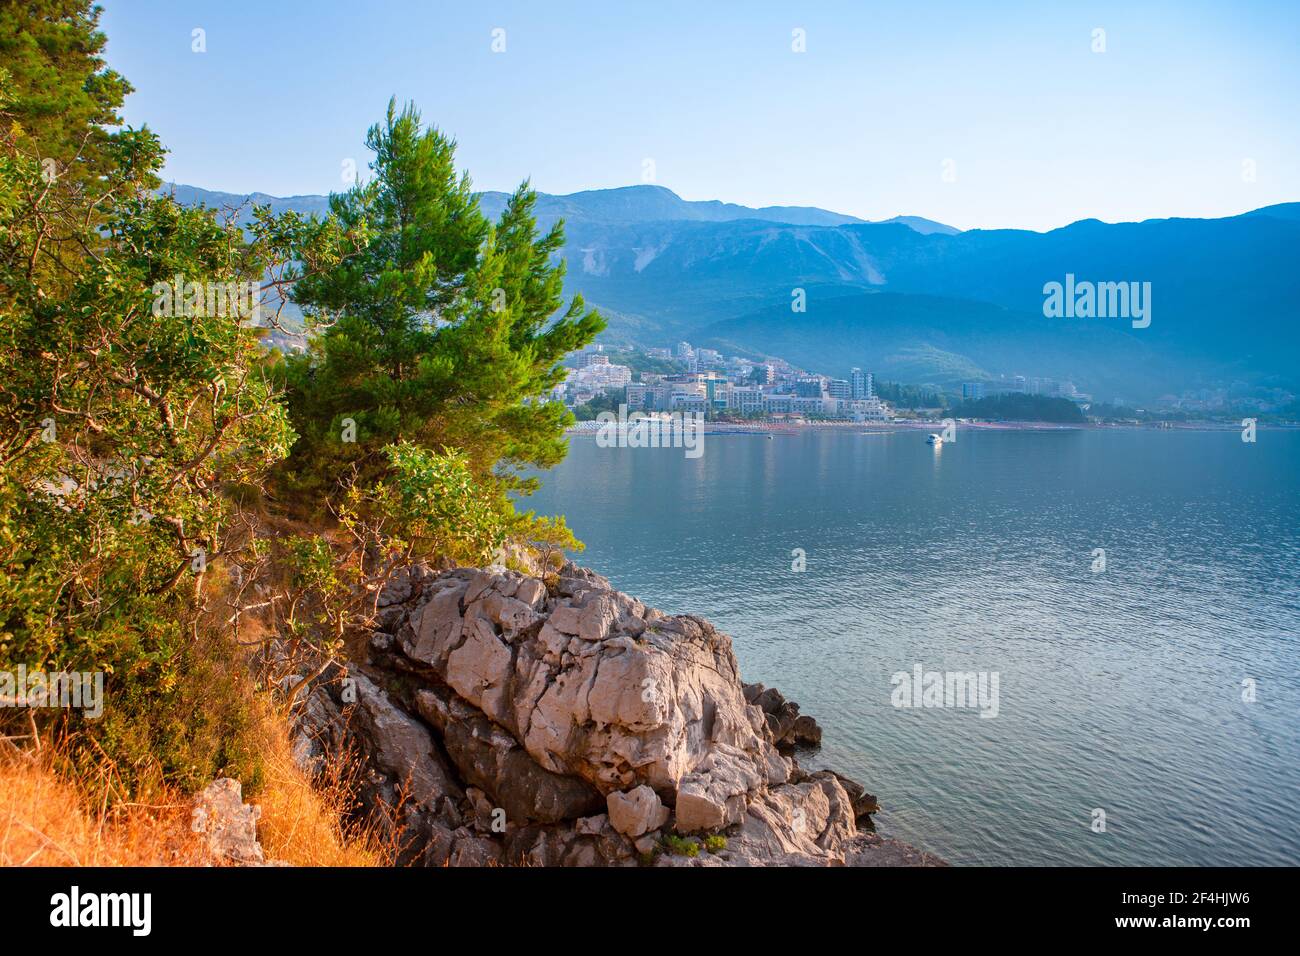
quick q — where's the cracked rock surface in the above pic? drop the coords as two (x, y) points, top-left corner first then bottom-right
(293, 562), (945, 867)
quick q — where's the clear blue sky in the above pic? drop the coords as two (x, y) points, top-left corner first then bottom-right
(100, 0), (1299, 231)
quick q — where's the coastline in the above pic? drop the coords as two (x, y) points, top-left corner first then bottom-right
(567, 418), (1294, 435)
(292, 562), (946, 866)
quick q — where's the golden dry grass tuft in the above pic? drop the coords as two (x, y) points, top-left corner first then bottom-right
(0, 512), (400, 869)
(248, 700), (389, 867)
(0, 745), (207, 866)
(0, 699), (391, 868)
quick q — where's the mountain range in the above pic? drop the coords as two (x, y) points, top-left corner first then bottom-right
(166, 183), (1300, 401)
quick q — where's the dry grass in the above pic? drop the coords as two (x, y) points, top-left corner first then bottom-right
(199, 519), (393, 867)
(0, 700), (391, 867)
(0, 510), (399, 869)
(248, 700), (389, 867)
(0, 745), (207, 866)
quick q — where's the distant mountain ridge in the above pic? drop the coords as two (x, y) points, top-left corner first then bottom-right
(166, 182), (1300, 400)
(165, 182), (933, 231)
(164, 183), (331, 222)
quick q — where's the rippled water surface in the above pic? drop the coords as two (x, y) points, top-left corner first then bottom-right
(527, 428), (1300, 865)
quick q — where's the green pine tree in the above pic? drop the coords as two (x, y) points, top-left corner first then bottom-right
(281, 99), (604, 510)
(0, 0), (140, 190)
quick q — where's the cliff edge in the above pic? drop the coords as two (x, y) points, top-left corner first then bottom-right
(290, 562), (945, 867)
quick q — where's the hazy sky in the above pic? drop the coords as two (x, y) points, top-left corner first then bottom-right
(100, 0), (1299, 231)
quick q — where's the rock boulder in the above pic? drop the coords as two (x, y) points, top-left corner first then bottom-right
(288, 562), (938, 868)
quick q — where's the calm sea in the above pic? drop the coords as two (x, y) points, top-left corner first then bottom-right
(526, 427), (1300, 866)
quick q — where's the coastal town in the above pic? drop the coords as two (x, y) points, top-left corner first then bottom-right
(557, 341), (893, 422)
(553, 342), (1297, 426)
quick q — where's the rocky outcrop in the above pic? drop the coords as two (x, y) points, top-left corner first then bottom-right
(829, 769), (881, 820)
(846, 832), (948, 866)
(191, 778), (281, 866)
(607, 785), (670, 838)
(744, 683), (824, 749)
(290, 562), (943, 867)
(415, 682), (605, 824)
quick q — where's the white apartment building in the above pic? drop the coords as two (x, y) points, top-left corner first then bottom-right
(838, 396), (893, 421)
(668, 382), (707, 409)
(827, 378), (852, 400)
(696, 348), (723, 368)
(761, 394), (833, 415)
(671, 394), (709, 414)
(791, 395), (833, 415)
(727, 386), (764, 414)
(569, 362), (632, 391)
(574, 352), (609, 369)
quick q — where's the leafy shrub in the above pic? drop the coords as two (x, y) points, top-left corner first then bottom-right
(69, 628), (265, 797)
(662, 834), (700, 858)
(349, 442), (510, 567)
(0, 18), (352, 793)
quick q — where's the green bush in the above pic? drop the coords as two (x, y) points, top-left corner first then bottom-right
(346, 442), (510, 567)
(71, 629), (265, 797)
(0, 4), (352, 794)
(662, 834), (701, 858)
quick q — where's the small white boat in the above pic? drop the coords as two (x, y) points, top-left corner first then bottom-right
(926, 433), (944, 445)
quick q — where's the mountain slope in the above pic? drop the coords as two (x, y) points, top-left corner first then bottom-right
(165, 181), (1300, 399)
(698, 291), (1174, 396)
(475, 184), (871, 227)
(163, 183), (330, 224)
(166, 182), (891, 230)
